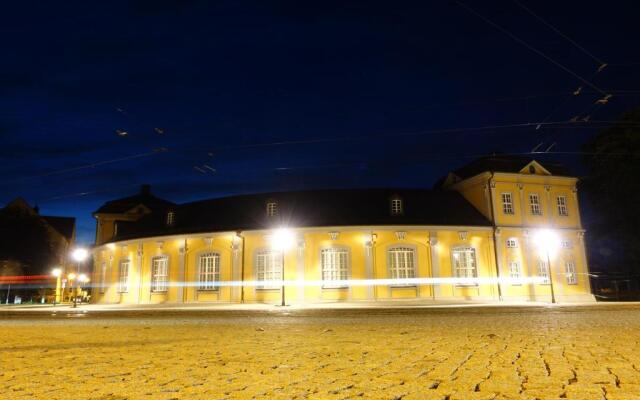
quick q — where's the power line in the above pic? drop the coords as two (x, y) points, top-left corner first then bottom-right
(453, 0), (607, 95)
(513, 0), (606, 66)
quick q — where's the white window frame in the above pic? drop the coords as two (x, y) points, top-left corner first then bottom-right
(151, 256), (169, 293)
(391, 198), (403, 215)
(529, 193), (542, 215)
(198, 252), (220, 291)
(255, 250), (282, 289)
(321, 248), (349, 288)
(501, 193), (514, 215)
(99, 261), (107, 294)
(388, 246), (416, 286)
(118, 259), (129, 293)
(557, 196), (568, 216)
(561, 240), (573, 249)
(451, 246), (478, 286)
(266, 202), (278, 217)
(508, 261), (521, 284)
(506, 238), (518, 248)
(537, 259), (550, 284)
(565, 261), (577, 285)
(166, 211), (175, 226)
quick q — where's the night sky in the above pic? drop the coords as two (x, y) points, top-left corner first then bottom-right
(1, 1), (639, 244)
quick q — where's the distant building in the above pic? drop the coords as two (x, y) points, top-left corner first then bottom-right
(91, 156), (594, 305)
(0, 198), (75, 303)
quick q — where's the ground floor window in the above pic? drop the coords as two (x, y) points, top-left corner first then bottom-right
(118, 260), (129, 293)
(99, 262), (107, 294)
(388, 246), (416, 284)
(537, 259), (550, 284)
(321, 248), (348, 288)
(452, 247), (477, 285)
(565, 261), (577, 285)
(256, 250), (282, 289)
(151, 256), (169, 292)
(508, 261), (521, 284)
(198, 253), (220, 290)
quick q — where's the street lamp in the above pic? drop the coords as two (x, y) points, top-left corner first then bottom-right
(270, 228), (294, 306)
(51, 268), (62, 306)
(68, 273), (77, 308)
(534, 229), (559, 304)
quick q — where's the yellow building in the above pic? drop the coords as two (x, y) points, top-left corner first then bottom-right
(90, 156), (594, 305)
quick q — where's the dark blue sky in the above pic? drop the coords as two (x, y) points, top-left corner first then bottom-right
(1, 1), (639, 244)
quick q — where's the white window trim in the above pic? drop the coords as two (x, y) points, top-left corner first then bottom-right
(197, 252), (220, 291)
(388, 245), (417, 286)
(320, 247), (349, 289)
(166, 211), (175, 226)
(537, 259), (550, 285)
(118, 259), (129, 293)
(508, 261), (521, 285)
(529, 193), (542, 216)
(151, 256), (169, 293)
(506, 238), (518, 248)
(451, 246), (478, 286)
(501, 192), (514, 215)
(391, 198), (403, 215)
(255, 249), (282, 290)
(565, 261), (578, 285)
(557, 195), (569, 217)
(266, 202), (278, 217)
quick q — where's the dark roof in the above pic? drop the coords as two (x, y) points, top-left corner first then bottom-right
(451, 155), (570, 180)
(42, 216), (76, 241)
(113, 189), (491, 241)
(94, 187), (175, 214)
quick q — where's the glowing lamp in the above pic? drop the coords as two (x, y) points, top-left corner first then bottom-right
(51, 268), (62, 278)
(271, 228), (294, 251)
(72, 248), (89, 262)
(68, 273), (77, 280)
(533, 229), (559, 253)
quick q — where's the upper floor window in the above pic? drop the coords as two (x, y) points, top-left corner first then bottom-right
(557, 196), (568, 216)
(266, 202), (278, 217)
(506, 238), (518, 248)
(256, 250), (281, 289)
(99, 262), (107, 294)
(560, 240), (573, 249)
(529, 193), (542, 215)
(118, 259), (129, 293)
(565, 261), (577, 285)
(198, 253), (220, 290)
(452, 247), (477, 284)
(166, 211), (175, 226)
(321, 248), (349, 288)
(151, 256), (169, 292)
(389, 246), (416, 284)
(390, 198), (403, 215)
(508, 261), (521, 283)
(501, 193), (514, 215)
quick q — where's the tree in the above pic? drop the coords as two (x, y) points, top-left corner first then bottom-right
(581, 107), (640, 273)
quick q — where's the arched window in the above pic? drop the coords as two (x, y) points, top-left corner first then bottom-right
(451, 246), (477, 284)
(198, 252), (220, 290)
(255, 250), (282, 289)
(390, 197), (403, 215)
(321, 248), (349, 288)
(388, 246), (416, 284)
(151, 256), (169, 292)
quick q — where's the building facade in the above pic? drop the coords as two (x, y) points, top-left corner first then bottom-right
(90, 157), (594, 304)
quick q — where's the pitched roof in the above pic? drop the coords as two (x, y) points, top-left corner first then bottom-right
(451, 155), (570, 180)
(41, 216), (76, 241)
(113, 188), (491, 241)
(94, 185), (175, 214)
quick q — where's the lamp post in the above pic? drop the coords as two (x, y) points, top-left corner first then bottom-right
(71, 248), (88, 308)
(271, 228), (294, 307)
(534, 229), (559, 304)
(68, 273), (77, 308)
(51, 268), (62, 306)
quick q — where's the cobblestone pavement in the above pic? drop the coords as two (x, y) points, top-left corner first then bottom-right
(2, 305), (640, 400)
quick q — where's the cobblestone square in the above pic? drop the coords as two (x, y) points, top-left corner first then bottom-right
(2, 305), (640, 399)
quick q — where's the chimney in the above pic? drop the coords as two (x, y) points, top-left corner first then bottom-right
(140, 184), (151, 195)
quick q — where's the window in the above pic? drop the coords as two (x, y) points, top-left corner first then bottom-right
(391, 198), (403, 215)
(508, 261), (521, 284)
(565, 261), (577, 285)
(166, 211), (175, 226)
(321, 248), (349, 288)
(501, 193), (514, 215)
(256, 250), (282, 289)
(151, 256), (169, 292)
(529, 193), (542, 215)
(452, 247), (477, 284)
(561, 240), (573, 249)
(118, 259), (129, 293)
(266, 202), (278, 217)
(99, 262), (107, 294)
(537, 259), (550, 284)
(198, 253), (220, 290)
(557, 196), (568, 216)
(389, 247), (416, 285)
(506, 238), (518, 248)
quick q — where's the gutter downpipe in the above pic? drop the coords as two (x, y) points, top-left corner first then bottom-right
(487, 172), (504, 301)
